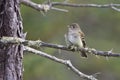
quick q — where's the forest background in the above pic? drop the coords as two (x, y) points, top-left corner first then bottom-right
(21, 0), (120, 80)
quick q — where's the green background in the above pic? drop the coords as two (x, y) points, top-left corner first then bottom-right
(21, 0), (120, 80)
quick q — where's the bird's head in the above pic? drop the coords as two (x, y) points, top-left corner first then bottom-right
(68, 23), (80, 31)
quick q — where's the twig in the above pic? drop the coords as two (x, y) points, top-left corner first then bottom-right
(24, 46), (97, 80)
(52, 2), (120, 8)
(20, 0), (120, 12)
(0, 36), (120, 57)
(20, 0), (67, 12)
(111, 6), (120, 12)
(20, 0), (51, 12)
(51, 7), (68, 12)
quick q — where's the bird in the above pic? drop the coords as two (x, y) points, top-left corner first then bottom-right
(65, 23), (87, 57)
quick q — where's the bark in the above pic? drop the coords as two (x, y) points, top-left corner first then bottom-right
(0, 0), (25, 80)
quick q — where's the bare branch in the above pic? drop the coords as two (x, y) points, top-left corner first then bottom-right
(0, 36), (120, 57)
(51, 7), (68, 12)
(24, 46), (97, 80)
(20, 0), (51, 12)
(20, 0), (120, 12)
(52, 2), (120, 8)
(20, 0), (68, 12)
(111, 6), (120, 12)
(39, 42), (120, 57)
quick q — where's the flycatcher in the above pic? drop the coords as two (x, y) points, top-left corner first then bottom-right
(65, 23), (87, 57)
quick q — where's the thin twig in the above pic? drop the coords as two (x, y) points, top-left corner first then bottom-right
(51, 7), (68, 12)
(52, 2), (120, 8)
(111, 6), (120, 12)
(20, 0), (50, 12)
(24, 46), (97, 80)
(20, 0), (120, 12)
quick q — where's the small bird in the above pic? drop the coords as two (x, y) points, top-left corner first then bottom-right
(65, 23), (87, 57)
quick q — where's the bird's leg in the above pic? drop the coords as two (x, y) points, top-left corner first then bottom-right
(68, 45), (77, 52)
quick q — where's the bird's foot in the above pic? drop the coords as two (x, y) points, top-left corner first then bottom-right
(68, 45), (77, 51)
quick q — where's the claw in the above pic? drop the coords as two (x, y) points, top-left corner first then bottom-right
(68, 45), (77, 51)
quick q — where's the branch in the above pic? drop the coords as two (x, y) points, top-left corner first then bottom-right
(0, 36), (120, 57)
(24, 46), (97, 80)
(20, 0), (120, 12)
(52, 2), (120, 8)
(20, 0), (68, 12)
(20, 0), (50, 12)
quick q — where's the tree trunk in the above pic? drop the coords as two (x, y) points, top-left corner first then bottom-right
(0, 0), (25, 80)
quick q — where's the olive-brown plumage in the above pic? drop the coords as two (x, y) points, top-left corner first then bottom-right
(65, 23), (87, 57)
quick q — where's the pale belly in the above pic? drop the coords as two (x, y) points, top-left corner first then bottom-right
(68, 34), (83, 48)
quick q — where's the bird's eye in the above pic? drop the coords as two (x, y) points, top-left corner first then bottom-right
(72, 25), (75, 28)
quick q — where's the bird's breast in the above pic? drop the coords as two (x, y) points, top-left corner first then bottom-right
(68, 33), (83, 47)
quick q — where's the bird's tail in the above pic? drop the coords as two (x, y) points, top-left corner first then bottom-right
(80, 50), (87, 58)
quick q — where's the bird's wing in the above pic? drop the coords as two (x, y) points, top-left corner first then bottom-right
(79, 31), (86, 48)
(64, 34), (70, 46)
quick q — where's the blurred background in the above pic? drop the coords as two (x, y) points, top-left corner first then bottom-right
(21, 0), (120, 80)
